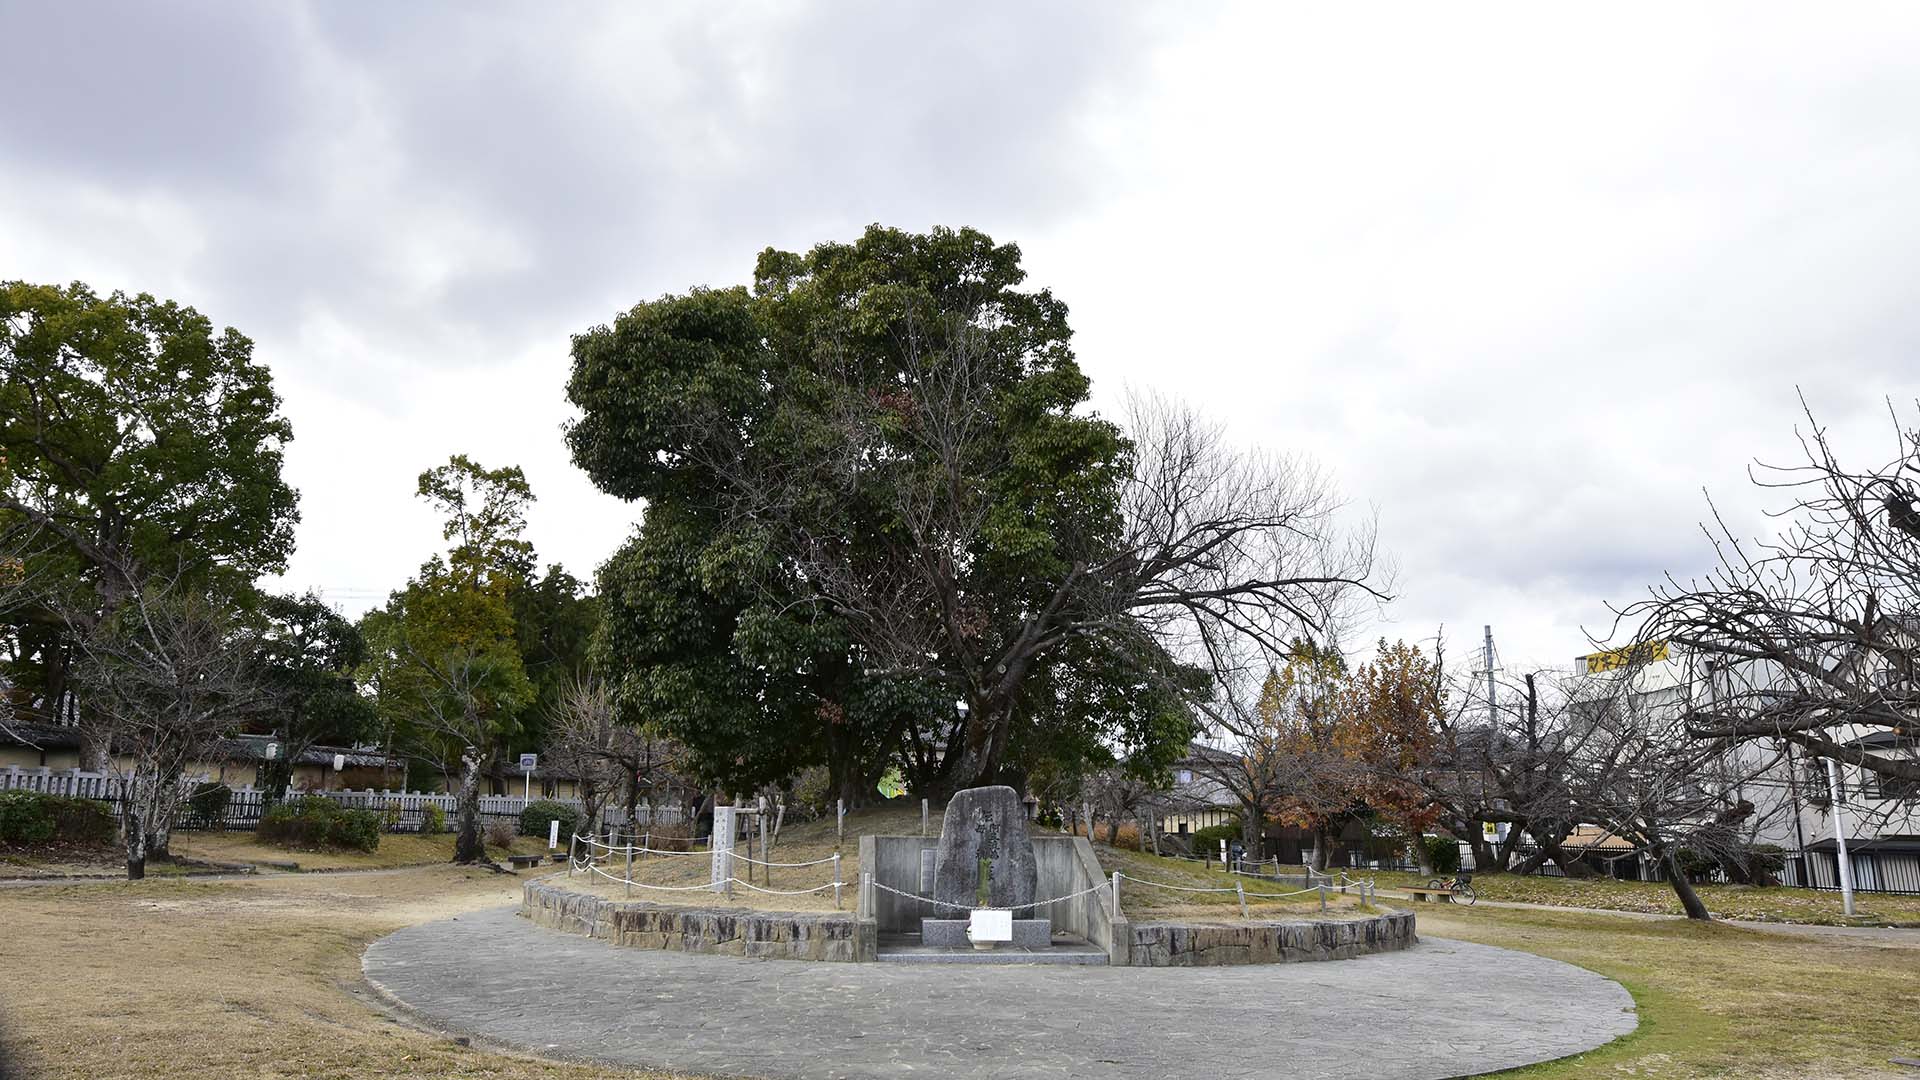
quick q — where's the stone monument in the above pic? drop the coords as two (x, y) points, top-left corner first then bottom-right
(923, 785), (1048, 948)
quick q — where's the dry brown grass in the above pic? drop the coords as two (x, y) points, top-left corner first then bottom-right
(172, 831), (554, 872)
(0, 850), (197, 880)
(0, 867), (691, 1079)
(1, 832), (559, 879)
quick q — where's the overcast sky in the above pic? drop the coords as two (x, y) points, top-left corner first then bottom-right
(6, 2), (1920, 669)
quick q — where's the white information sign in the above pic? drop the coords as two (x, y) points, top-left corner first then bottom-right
(968, 909), (1012, 944)
(710, 806), (737, 894)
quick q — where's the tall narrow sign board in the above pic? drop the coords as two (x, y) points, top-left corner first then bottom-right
(710, 806), (737, 895)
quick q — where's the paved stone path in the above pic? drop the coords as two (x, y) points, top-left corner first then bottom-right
(364, 906), (1636, 1080)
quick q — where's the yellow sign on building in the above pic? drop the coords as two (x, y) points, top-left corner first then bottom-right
(1579, 641), (1669, 673)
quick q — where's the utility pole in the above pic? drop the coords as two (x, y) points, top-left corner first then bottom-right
(1822, 758), (1857, 917)
(1483, 625), (1497, 723)
(1482, 625), (1501, 858)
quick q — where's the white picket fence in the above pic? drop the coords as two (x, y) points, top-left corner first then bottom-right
(0, 765), (686, 832)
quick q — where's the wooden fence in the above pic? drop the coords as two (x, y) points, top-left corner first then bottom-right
(0, 765), (686, 833)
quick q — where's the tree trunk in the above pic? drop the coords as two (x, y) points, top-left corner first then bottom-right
(123, 806), (147, 880)
(580, 777), (604, 837)
(939, 701), (1012, 794)
(81, 725), (111, 773)
(1541, 834), (1593, 879)
(1240, 806), (1264, 865)
(1663, 849), (1712, 920)
(1494, 825), (1523, 871)
(1307, 825), (1332, 872)
(259, 758), (293, 808)
(1467, 832), (1498, 874)
(380, 721), (397, 791)
(145, 775), (176, 859)
(1414, 837), (1434, 877)
(452, 750), (487, 864)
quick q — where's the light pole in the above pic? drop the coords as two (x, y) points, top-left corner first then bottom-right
(1822, 757), (1856, 917)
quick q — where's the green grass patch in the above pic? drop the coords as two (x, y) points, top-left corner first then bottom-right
(1366, 868), (1920, 926)
(1420, 904), (1920, 1078)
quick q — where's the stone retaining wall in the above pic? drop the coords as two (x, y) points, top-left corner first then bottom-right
(522, 878), (873, 962)
(1127, 910), (1415, 966)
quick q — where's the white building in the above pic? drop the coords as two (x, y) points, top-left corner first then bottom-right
(1571, 642), (1920, 894)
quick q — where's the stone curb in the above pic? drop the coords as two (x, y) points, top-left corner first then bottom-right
(523, 877), (870, 961)
(1126, 910), (1417, 966)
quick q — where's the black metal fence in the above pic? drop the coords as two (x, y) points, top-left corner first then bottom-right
(1463, 841), (1920, 896)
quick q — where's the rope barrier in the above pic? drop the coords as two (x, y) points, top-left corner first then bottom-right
(573, 834), (707, 858)
(579, 862), (741, 892)
(573, 833), (836, 867)
(716, 851), (839, 869)
(867, 878), (1113, 914)
(573, 848), (1342, 911)
(571, 842), (845, 898)
(729, 878), (843, 896)
(1113, 875), (1239, 894)
(1111, 871), (1333, 901)
(1239, 885), (1329, 900)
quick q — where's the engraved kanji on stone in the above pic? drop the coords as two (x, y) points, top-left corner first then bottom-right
(972, 809), (1003, 860)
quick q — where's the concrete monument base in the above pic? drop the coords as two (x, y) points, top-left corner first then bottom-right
(920, 917), (1051, 948)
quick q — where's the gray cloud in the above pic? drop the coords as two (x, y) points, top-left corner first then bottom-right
(4, 1), (1918, 668)
(0, 2), (308, 185)
(3, 1), (1164, 397)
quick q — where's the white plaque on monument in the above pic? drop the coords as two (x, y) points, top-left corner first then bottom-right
(968, 908), (1013, 944)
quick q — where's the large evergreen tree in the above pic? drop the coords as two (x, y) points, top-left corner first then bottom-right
(0, 281), (298, 750)
(366, 456), (537, 862)
(569, 226), (1371, 797)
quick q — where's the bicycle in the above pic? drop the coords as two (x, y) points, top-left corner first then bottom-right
(1427, 872), (1477, 905)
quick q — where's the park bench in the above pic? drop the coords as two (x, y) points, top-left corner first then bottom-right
(1402, 887), (1460, 903)
(506, 854), (544, 870)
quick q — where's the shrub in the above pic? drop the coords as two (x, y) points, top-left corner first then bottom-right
(792, 766), (831, 818)
(519, 799), (578, 840)
(330, 807), (382, 852)
(0, 792), (57, 845)
(1747, 843), (1789, 882)
(0, 790), (116, 848)
(1190, 822), (1243, 851)
(1421, 834), (1462, 874)
(419, 803), (446, 835)
(484, 819), (517, 850)
(181, 782), (233, 830)
(1676, 842), (1788, 885)
(258, 796), (381, 853)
